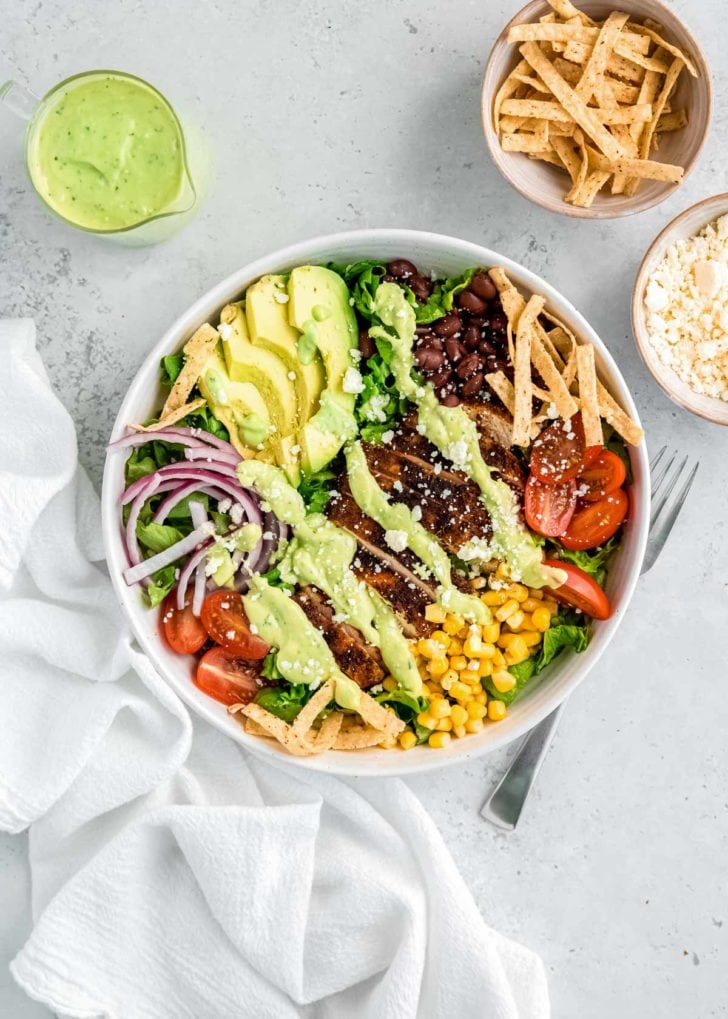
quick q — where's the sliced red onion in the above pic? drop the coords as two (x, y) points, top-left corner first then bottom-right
(176, 540), (213, 610)
(147, 425), (239, 456)
(188, 500), (209, 616)
(152, 482), (208, 525)
(123, 522), (215, 586)
(184, 447), (242, 467)
(125, 475), (163, 569)
(122, 464), (239, 505)
(109, 430), (210, 452)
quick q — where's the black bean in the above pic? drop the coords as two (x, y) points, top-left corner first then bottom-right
(409, 275), (433, 302)
(415, 324), (434, 336)
(479, 337), (496, 356)
(463, 325), (480, 350)
(433, 312), (463, 338)
(416, 347), (445, 371)
(442, 393), (460, 407)
(461, 372), (485, 396)
(359, 327), (375, 359)
(430, 368), (452, 388)
(445, 337), (465, 362)
(388, 259), (417, 279)
(456, 352), (481, 379)
(457, 289), (488, 314)
(490, 311), (507, 332)
(470, 271), (497, 301)
(429, 337), (444, 351)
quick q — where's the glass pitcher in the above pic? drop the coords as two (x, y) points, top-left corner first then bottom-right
(0, 70), (208, 246)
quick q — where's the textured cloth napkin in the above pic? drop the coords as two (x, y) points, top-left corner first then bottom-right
(0, 319), (550, 1019)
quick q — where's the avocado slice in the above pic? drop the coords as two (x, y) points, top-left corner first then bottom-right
(218, 302), (301, 483)
(198, 347), (276, 458)
(246, 274), (325, 424)
(287, 266), (358, 475)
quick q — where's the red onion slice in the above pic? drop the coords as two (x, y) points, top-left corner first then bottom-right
(109, 430), (209, 452)
(176, 540), (213, 611)
(184, 447), (242, 467)
(188, 500), (209, 616)
(122, 464), (239, 505)
(123, 522), (215, 586)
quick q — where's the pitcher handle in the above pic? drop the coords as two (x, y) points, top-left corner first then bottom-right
(0, 80), (39, 122)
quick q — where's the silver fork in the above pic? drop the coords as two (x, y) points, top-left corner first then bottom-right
(480, 447), (699, 831)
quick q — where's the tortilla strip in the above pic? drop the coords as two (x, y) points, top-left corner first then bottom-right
(550, 134), (583, 184)
(576, 344), (603, 446)
(597, 382), (644, 445)
(569, 169), (612, 207)
(334, 725), (386, 750)
(657, 109), (688, 132)
(626, 23), (697, 76)
(597, 105), (652, 125)
(638, 56), (684, 161)
(357, 691), (406, 738)
(546, 0), (592, 21)
(518, 42), (625, 161)
(618, 66), (662, 193)
(552, 58), (640, 103)
(575, 11), (629, 103)
(133, 397), (206, 431)
(586, 146), (683, 183)
(512, 295), (541, 446)
(528, 147), (567, 169)
(313, 711), (344, 751)
(485, 370), (516, 413)
(548, 121), (576, 137)
(502, 131), (550, 154)
(502, 99), (573, 122)
(508, 24), (649, 51)
(493, 58), (532, 129)
(562, 344), (578, 391)
(545, 325), (571, 362)
(161, 323), (220, 418)
(531, 333), (578, 418)
(240, 703), (316, 756)
(565, 128), (589, 202)
(291, 680), (335, 736)
(499, 114), (529, 134)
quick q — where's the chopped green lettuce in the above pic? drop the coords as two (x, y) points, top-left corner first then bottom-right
(255, 682), (313, 721)
(298, 466), (337, 514)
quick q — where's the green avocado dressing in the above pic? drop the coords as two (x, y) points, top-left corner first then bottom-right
(370, 283), (562, 589)
(237, 461), (306, 524)
(27, 72), (187, 232)
(345, 441), (489, 623)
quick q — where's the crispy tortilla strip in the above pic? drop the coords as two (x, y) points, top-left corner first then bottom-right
(619, 66), (662, 193)
(485, 370), (516, 413)
(546, 0), (591, 21)
(554, 57), (640, 102)
(626, 23), (697, 76)
(493, 58), (532, 129)
(529, 147), (567, 169)
(518, 42), (625, 161)
(576, 344), (603, 446)
(575, 11), (629, 103)
(508, 23), (648, 51)
(334, 725), (385, 750)
(545, 325), (571, 362)
(291, 679), (335, 736)
(501, 128), (549, 153)
(357, 690), (406, 738)
(488, 267), (526, 326)
(586, 147), (683, 184)
(499, 114), (529, 133)
(512, 294), (541, 446)
(161, 323), (219, 418)
(502, 98), (573, 122)
(597, 105), (652, 124)
(565, 128), (589, 202)
(548, 121), (576, 137)
(562, 343), (578, 390)
(638, 56), (685, 162)
(133, 397), (206, 431)
(569, 169), (611, 207)
(531, 333), (578, 418)
(313, 711), (344, 751)
(240, 703), (316, 756)
(657, 109), (688, 132)
(597, 382), (644, 445)
(551, 134), (583, 184)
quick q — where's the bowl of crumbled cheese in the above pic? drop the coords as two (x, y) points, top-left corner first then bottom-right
(633, 192), (728, 425)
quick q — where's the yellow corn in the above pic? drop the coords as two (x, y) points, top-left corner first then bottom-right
(463, 633), (483, 657)
(443, 614), (464, 635)
(465, 718), (484, 734)
(478, 658), (494, 678)
(427, 656), (449, 677)
(505, 637), (530, 665)
(467, 701), (487, 720)
(495, 599), (520, 622)
(437, 717), (453, 732)
(448, 638), (464, 655)
(495, 562), (510, 580)
(492, 670), (517, 693)
(488, 700), (507, 721)
(417, 711), (436, 730)
(428, 731), (451, 749)
(430, 697), (451, 720)
(544, 599), (559, 615)
(382, 676), (397, 692)
(450, 681), (472, 702)
(441, 669), (458, 691)
(481, 622), (501, 643)
(460, 670), (480, 685)
(399, 730), (417, 750)
(505, 609), (525, 630)
(532, 606), (552, 632)
(425, 603), (447, 624)
(450, 655), (467, 671)
(432, 630), (450, 649)
(482, 589), (508, 606)
(450, 704), (468, 727)
(453, 724), (467, 738)
(498, 632), (520, 648)
(418, 638), (444, 659)
(506, 583), (529, 603)
(492, 647), (506, 668)
(521, 630), (543, 648)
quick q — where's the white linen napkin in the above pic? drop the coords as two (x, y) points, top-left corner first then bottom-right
(0, 319), (550, 1019)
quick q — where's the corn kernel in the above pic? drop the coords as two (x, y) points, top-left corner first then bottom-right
(466, 658), (481, 672)
(432, 630), (450, 649)
(478, 642), (496, 659)
(427, 656), (448, 677)
(521, 630), (542, 648)
(482, 590), (508, 606)
(481, 622), (501, 643)
(437, 717), (453, 732)
(461, 670), (480, 685)
(492, 670), (516, 693)
(399, 730), (417, 750)
(505, 637), (529, 665)
(498, 632), (520, 648)
(463, 634), (483, 657)
(443, 614), (464, 635)
(425, 603), (447, 624)
(382, 677), (397, 692)
(470, 575), (487, 590)
(495, 562), (510, 580)
(417, 711), (436, 729)
(428, 731), (451, 749)
(506, 583), (529, 603)
(447, 638), (463, 655)
(430, 697), (451, 719)
(532, 606), (552, 632)
(441, 669), (458, 691)
(453, 724), (467, 738)
(424, 683), (440, 698)
(488, 700), (507, 722)
(492, 648), (506, 668)
(450, 655), (467, 671)
(456, 625), (471, 640)
(418, 638), (444, 659)
(522, 597), (542, 612)
(543, 599), (559, 615)
(450, 681), (472, 702)
(478, 658), (493, 678)
(505, 609), (525, 630)
(495, 599), (520, 622)
(467, 700), (487, 720)
(450, 704), (469, 727)
(476, 690), (487, 705)
(465, 718), (484, 734)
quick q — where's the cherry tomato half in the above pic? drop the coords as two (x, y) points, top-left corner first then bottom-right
(530, 413), (597, 485)
(559, 488), (628, 551)
(524, 475), (577, 537)
(578, 449), (627, 503)
(543, 558), (612, 620)
(200, 590), (270, 660)
(194, 646), (261, 706)
(160, 588), (208, 655)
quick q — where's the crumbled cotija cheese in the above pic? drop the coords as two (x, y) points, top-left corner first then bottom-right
(644, 214), (728, 400)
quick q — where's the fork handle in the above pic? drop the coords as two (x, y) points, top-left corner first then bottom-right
(480, 702), (567, 830)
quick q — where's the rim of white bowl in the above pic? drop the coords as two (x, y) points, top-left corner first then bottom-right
(102, 228), (649, 777)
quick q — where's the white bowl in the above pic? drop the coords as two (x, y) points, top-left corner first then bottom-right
(102, 229), (649, 776)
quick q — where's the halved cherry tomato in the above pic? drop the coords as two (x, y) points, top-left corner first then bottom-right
(524, 475), (577, 537)
(543, 558), (612, 620)
(559, 488), (628, 551)
(578, 449), (626, 503)
(194, 647), (261, 706)
(530, 413), (597, 485)
(200, 590), (270, 659)
(160, 588), (207, 655)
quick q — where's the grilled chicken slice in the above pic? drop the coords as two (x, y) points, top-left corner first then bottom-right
(350, 547), (433, 639)
(293, 586), (386, 690)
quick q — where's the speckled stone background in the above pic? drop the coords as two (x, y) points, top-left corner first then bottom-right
(2, 1), (728, 1016)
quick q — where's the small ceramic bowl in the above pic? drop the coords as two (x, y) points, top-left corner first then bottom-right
(482, 0), (711, 219)
(632, 192), (728, 425)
